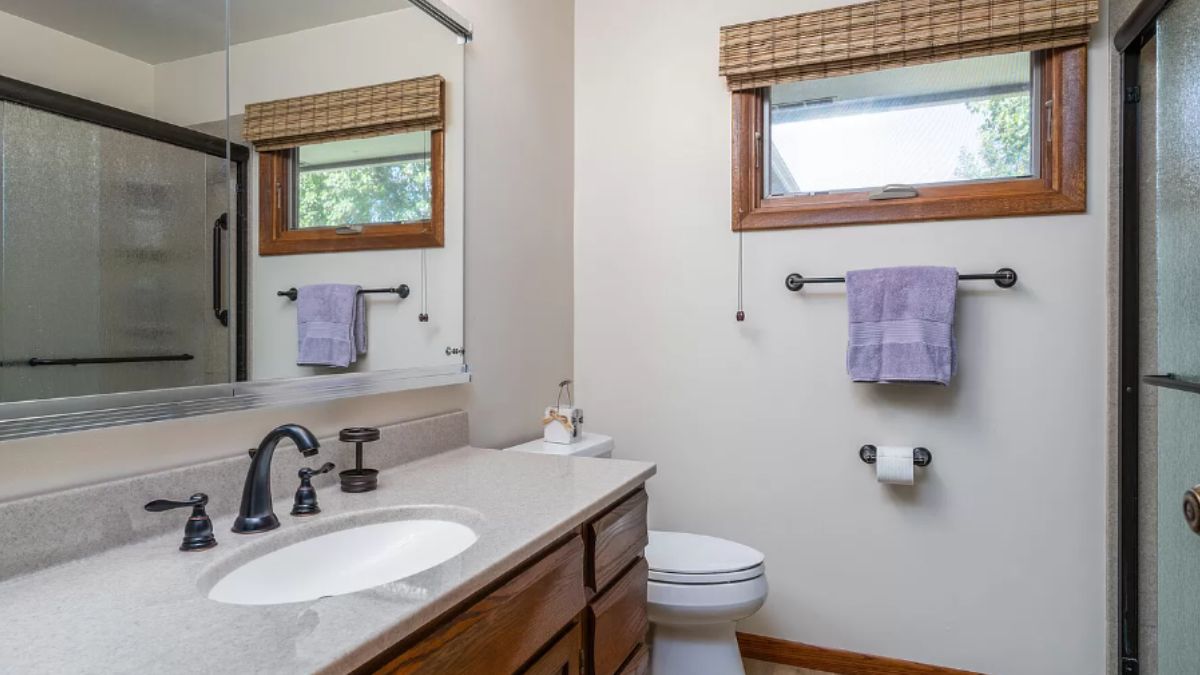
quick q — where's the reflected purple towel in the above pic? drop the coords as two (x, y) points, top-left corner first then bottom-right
(296, 284), (366, 368)
(846, 267), (958, 385)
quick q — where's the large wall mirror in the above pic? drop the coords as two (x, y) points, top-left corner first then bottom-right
(0, 0), (470, 439)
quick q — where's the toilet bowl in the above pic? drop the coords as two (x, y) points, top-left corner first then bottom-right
(645, 530), (768, 675)
(504, 433), (768, 674)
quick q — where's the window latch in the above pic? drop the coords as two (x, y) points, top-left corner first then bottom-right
(335, 225), (364, 235)
(868, 184), (919, 200)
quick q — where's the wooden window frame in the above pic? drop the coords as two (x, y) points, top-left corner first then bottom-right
(258, 129), (444, 255)
(731, 46), (1087, 232)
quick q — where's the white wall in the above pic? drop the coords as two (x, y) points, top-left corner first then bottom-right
(0, 10), (154, 115)
(0, 0), (574, 502)
(574, 1), (1108, 673)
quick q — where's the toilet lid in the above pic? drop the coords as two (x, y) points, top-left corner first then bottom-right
(645, 531), (765, 584)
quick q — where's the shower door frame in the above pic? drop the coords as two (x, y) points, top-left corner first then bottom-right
(0, 75), (250, 380)
(1115, 1), (1177, 673)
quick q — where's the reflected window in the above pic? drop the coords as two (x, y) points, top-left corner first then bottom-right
(294, 132), (433, 230)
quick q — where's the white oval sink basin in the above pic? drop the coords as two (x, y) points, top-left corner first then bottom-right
(207, 519), (477, 606)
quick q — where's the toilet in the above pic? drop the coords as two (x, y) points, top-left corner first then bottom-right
(505, 433), (768, 675)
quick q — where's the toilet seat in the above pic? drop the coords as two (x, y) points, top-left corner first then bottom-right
(646, 531), (765, 585)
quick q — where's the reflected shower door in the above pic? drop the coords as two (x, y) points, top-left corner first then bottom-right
(0, 102), (230, 402)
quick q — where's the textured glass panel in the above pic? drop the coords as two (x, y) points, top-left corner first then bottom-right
(1155, 0), (1200, 671)
(768, 52), (1035, 195)
(0, 103), (229, 402)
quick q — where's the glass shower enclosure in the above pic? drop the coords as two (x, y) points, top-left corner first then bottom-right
(0, 80), (247, 405)
(1117, 0), (1200, 672)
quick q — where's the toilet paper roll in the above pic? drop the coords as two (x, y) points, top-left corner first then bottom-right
(876, 446), (915, 485)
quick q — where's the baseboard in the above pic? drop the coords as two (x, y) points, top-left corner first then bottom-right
(737, 633), (985, 675)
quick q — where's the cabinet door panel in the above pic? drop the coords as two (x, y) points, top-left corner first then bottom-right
(588, 490), (648, 592)
(521, 622), (582, 675)
(589, 558), (649, 675)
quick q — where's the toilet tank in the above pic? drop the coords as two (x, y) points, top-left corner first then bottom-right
(504, 433), (614, 458)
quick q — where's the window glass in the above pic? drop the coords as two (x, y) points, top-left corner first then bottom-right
(767, 52), (1036, 196)
(294, 130), (432, 229)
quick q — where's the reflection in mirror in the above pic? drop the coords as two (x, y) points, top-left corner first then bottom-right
(296, 132), (434, 230)
(0, 0), (468, 436)
(0, 0), (236, 404)
(224, 2), (465, 380)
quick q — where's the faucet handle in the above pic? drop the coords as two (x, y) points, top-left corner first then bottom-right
(144, 493), (208, 512)
(144, 493), (217, 552)
(292, 463), (335, 517)
(299, 462), (336, 480)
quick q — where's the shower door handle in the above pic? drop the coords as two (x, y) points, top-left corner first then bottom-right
(212, 213), (229, 327)
(1185, 486), (1200, 535)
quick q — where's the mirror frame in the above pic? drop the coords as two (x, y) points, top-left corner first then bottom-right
(0, 2), (472, 441)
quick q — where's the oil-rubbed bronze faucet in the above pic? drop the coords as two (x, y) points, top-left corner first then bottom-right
(233, 424), (321, 534)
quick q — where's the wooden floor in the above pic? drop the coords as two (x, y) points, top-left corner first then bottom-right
(744, 659), (834, 675)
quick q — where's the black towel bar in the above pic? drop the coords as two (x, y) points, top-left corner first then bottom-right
(278, 285), (410, 302)
(786, 267), (1017, 292)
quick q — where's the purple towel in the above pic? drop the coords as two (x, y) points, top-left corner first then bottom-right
(296, 284), (366, 368)
(846, 267), (958, 385)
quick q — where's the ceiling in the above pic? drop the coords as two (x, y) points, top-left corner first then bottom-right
(0, 0), (410, 64)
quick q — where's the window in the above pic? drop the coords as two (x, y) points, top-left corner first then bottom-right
(294, 132), (434, 230)
(258, 130), (443, 254)
(733, 47), (1086, 230)
(720, 0), (1098, 232)
(245, 76), (445, 255)
(767, 52), (1037, 196)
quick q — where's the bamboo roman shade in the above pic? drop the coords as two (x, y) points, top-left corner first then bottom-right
(243, 75), (444, 151)
(719, 0), (1099, 90)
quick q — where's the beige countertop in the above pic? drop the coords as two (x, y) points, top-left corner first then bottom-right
(0, 447), (655, 674)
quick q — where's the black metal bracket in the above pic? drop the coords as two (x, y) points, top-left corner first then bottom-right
(278, 285), (410, 302)
(859, 445), (932, 467)
(786, 268), (1017, 292)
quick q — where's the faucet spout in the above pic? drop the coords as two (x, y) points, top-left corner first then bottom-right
(232, 424), (321, 534)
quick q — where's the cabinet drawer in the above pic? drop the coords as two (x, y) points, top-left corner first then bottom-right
(588, 489), (648, 592)
(373, 535), (586, 675)
(589, 558), (649, 675)
(521, 621), (582, 675)
(618, 644), (649, 675)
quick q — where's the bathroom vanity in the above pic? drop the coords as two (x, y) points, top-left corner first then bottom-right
(0, 412), (655, 675)
(365, 488), (651, 674)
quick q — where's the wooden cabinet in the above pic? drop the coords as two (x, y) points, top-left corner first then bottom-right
(370, 536), (586, 674)
(359, 486), (649, 675)
(522, 623), (583, 675)
(587, 489), (649, 593)
(589, 559), (649, 675)
(618, 645), (650, 675)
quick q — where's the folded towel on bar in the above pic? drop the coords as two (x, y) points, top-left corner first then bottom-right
(845, 266), (958, 385)
(296, 284), (366, 368)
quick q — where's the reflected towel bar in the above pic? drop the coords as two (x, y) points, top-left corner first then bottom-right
(278, 285), (411, 302)
(785, 267), (1018, 292)
(2, 354), (195, 368)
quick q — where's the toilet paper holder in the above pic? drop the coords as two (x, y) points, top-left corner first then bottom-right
(859, 445), (932, 467)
